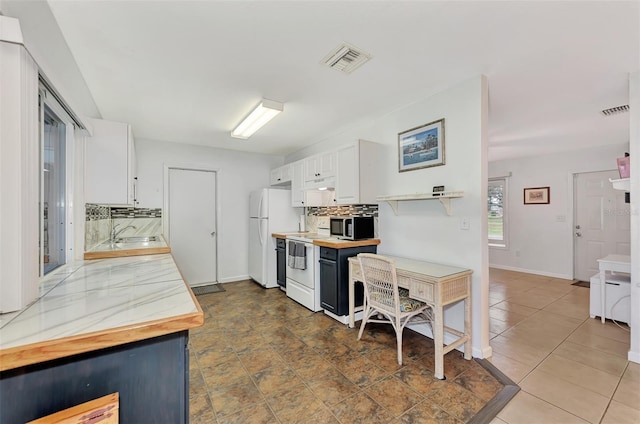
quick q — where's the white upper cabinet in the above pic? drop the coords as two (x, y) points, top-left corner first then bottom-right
(291, 160), (305, 207)
(335, 140), (380, 205)
(85, 118), (137, 206)
(304, 151), (336, 182)
(291, 159), (335, 207)
(270, 164), (292, 186)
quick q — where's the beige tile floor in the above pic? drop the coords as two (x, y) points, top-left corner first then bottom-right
(189, 280), (505, 424)
(488, 268), (639, 424)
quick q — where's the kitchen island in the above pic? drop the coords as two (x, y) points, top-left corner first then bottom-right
(0, 253), (203, 423)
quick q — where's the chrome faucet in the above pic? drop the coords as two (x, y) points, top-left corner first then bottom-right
(111, 223), (137, 243)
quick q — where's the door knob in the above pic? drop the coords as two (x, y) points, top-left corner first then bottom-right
(575, 225), (581, 229)
(210, 231), (216, 236)
(576, 232), (582, 237)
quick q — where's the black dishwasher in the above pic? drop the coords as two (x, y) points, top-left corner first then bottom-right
(319, 245), (377, 316)
(276, 238), (286, 289)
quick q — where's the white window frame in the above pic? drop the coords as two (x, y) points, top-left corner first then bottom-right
(39, 86), (75, 275)
(488, 177), (508, 249)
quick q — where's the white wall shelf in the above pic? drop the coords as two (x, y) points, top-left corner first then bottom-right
(377, 191), (464, 215)
(609, 178), (630, 191)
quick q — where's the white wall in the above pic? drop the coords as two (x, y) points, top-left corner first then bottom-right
(0, 0), (99, 121)
(489, 143), (629, 279)
(628, 71), (639, 364)
(134, 139), (283, 283)
(287, 76), (491, 358)
(0, 32), (40, 313)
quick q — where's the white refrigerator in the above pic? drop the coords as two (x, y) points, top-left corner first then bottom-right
(249, 188), (300, 288)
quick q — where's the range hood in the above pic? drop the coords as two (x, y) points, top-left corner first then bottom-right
(305, 177), (335, 191)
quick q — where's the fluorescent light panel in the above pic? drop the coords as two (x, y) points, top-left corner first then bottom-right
(231, 99), (283, 139)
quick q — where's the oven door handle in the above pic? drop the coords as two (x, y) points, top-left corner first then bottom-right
(318, 258), (335, 265)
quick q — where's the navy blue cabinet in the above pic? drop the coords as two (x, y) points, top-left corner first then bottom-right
(319, 245), (377, 316)
(1, 331), (189, 424)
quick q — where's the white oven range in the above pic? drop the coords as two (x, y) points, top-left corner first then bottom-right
(286, 235), (322, 312)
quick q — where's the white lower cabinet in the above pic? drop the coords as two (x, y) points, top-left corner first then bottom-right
(85, 118), (137, 205)
(589, 273), (630, 323)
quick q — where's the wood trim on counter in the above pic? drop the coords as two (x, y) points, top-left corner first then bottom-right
(313, 239), (381, 249)
(84, 246), (171, 260)
(271, 232), (306, 239)
(0, 308), (203, 371)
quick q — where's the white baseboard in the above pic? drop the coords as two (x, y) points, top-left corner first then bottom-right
(489, 263), (572, 280)
(628, 350), (640, 364)
(476, 345), (493, 359)
(219, 275), (249, 284)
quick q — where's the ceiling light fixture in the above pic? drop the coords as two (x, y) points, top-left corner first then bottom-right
(231, 99), (283, 139)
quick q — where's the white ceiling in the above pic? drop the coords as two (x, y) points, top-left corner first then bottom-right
(46, 1), (638, 160)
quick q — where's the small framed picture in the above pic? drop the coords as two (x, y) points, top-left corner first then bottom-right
(432, 185), (445, 196)
(398, 118), (445, 172)
(524, 187), (550, 204)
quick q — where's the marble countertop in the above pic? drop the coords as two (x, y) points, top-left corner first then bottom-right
(84, 235), (171, 259)
(0, 253), (203, 371)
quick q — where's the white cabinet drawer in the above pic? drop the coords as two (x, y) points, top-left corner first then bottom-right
(408, 278), (434, 303)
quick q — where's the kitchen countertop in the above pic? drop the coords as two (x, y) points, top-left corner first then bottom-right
(84, 235), (171, 259)
(271, 232), (381, 249)
(0, 253), (203, 371)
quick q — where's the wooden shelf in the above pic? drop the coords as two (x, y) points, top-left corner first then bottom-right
(609, 178), (630, 191)
(376, 191), (464, 215)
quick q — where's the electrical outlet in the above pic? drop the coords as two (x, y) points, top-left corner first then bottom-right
(460, 217), (470, 230)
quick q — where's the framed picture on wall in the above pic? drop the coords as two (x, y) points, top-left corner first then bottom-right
(398, 118), (445, 172)
(523, 186), (550, 204)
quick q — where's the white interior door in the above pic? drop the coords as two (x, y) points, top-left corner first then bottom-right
(168, 168), (217, 286)
(574, 170), (630, 281)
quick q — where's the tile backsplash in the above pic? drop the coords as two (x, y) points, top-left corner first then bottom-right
(85, 204), (162, 251)
(306, 204), (378, 217)
(305, 204), (378, 234)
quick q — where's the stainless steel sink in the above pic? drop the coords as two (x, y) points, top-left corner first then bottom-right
(114, 236), (159, 243)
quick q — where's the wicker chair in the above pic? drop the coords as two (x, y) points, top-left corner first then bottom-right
(357, 253), (433, 365)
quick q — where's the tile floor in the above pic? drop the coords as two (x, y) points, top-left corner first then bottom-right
(188, 269), (640, 424)
(487, 268), (639, 424)
(189, 280), (504, 424)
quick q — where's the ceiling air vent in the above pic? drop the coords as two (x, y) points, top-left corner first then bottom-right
(321, 42), (371, 74)
(601, 105), (629, 116)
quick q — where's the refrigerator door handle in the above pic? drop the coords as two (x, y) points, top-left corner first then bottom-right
(258, 192), (264, 219)
(259, 219), (265, 246)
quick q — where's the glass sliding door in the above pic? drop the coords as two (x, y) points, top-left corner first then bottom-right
(41, 104), (67, 274)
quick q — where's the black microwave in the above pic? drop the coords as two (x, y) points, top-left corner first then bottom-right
(329, 216), (375, 240)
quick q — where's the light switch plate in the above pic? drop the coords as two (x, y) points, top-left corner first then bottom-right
(460, 217), (470, 230)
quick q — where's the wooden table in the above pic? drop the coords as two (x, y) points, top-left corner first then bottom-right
(348, 255), (472, 380)
(597, 254), (631, 324)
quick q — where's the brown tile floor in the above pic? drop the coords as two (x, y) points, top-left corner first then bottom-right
(487, 268), (640, 424)
(189, 280), (504, 424)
